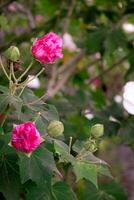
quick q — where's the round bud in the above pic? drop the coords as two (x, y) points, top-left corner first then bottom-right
(5, 46), (20, 62)
(91, 124), (104, 138)
(84, 139), (97, 152)
(47, 120), (64, 137)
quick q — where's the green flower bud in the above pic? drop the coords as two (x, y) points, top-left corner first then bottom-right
(91, 124), (104, 138)
(5, 46), (20, 62)
(84, 139), (97, 152)
(47, 120), (64, 137)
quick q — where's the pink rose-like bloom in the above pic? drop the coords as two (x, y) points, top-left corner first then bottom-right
(11, 122), (42, 153)
(31, 32), (63, 64)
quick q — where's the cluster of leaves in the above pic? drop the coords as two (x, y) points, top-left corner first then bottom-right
(0, 79), (113, 199)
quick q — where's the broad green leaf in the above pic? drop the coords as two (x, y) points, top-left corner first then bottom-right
(26, 181), (77, 200)
(18, 145), (57, 184)
(41, 104), (59, 122)
(78, 151), (108, 165)
(9, 95), (23, 117)
(54, 140), (75, 163)
(105, 28), (126, 55)
(53, 181), (77, 200)
(0, 85), (9, 93)
(26, 182), (52, 200)
(0, 153), (21, 200)
(97, 165), (113, 178)
(0, 134), (16, 156)
(77, 180), (116, 200)
(72, 140), (85, 153)
(22, 88), (44, 111)
(0, 94), (10, 112)
(86, 27), (107, 53)
(73, 161), (98, 188)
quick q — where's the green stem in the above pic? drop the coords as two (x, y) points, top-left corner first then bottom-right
(18, 68), (45, 97)
(25, 93), (47, 105)
(33, 112), (41, 123)
(18, 60), (33, 81)
(69, 136), (73, 154)
(0, 56), (10, 80)
(26, 68), (45, 84)
(11, 62), (17, 83)
(1, 106), (10, 127)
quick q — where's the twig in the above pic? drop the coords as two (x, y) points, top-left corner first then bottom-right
(46, 50), (85, 97)
(0, 0), (15, 10)
(58, 49), (85, 74)
(62, 0), (76, 35)
(47, 64), (58, 90)
(13, 2), (35, 29)
(87, 55), (128, 84)
(0, 16), (55, 53)
(18, 60), (33, 81)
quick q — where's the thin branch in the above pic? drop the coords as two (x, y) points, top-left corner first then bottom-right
(45, 50), (85, 98)
(13, 2), (35, 29)
(87, 55), (128, 84)
(58, 49), (86, 74)
(0, 16), (55, 53)
(47, 64), (58, 90)
(0, 0), (16, 10)
(62, 0), (76, 35)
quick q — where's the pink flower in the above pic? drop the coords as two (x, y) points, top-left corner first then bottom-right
(11, 122), (42, 153)
(31, 32), (63, 64)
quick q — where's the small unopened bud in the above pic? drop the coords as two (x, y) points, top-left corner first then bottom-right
(5, 46), (20, 62)
(84, 139), (97, 152)
(91, 124), (104, 138)
(47, 120), (64, 137)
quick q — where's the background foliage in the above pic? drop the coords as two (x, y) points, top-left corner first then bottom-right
(1, 0), (134, 199)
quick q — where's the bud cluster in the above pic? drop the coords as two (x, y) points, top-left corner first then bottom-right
(83, 124), (104, 153)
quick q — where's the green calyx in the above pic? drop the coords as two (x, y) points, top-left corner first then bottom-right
(84, 139), (97, 152)
(91, 124), (104, 138)
(5, 46), (20, 62)
(47, 120), (64, 137)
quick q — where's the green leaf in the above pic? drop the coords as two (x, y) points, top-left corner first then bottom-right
(10, 95), (23, 117)
(72, 140), (85, 153)
(0, 94), (10, 112)
(73, 161), (98, 188)
(97, 165), (113, 178)
(53, 181), (77, 200)
(86, 27), (107, 53)
(26, 182), (52, 200)
(18, 145), (57, 184)
(0, 153), (21, 200)
(78, 151), (108, 165)
(41, 104), (59, 122)
(105, 28), (126, 55)
(54, 140), (75, 163)
(77, 180), (116, 200)
(0, 85), (9, 93)
(0, 134), (16, 156)
(26, 181), (77, 200)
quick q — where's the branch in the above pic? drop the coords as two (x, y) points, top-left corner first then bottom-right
(13, 2), (35, 29)
(46, 50), (85, 97)
(0, 0), (16, 10)
(58, 49), (86, 74)
(0, 16), (55, 53)
(62, 0), (76, 34)
(87, 55), (128, 84)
